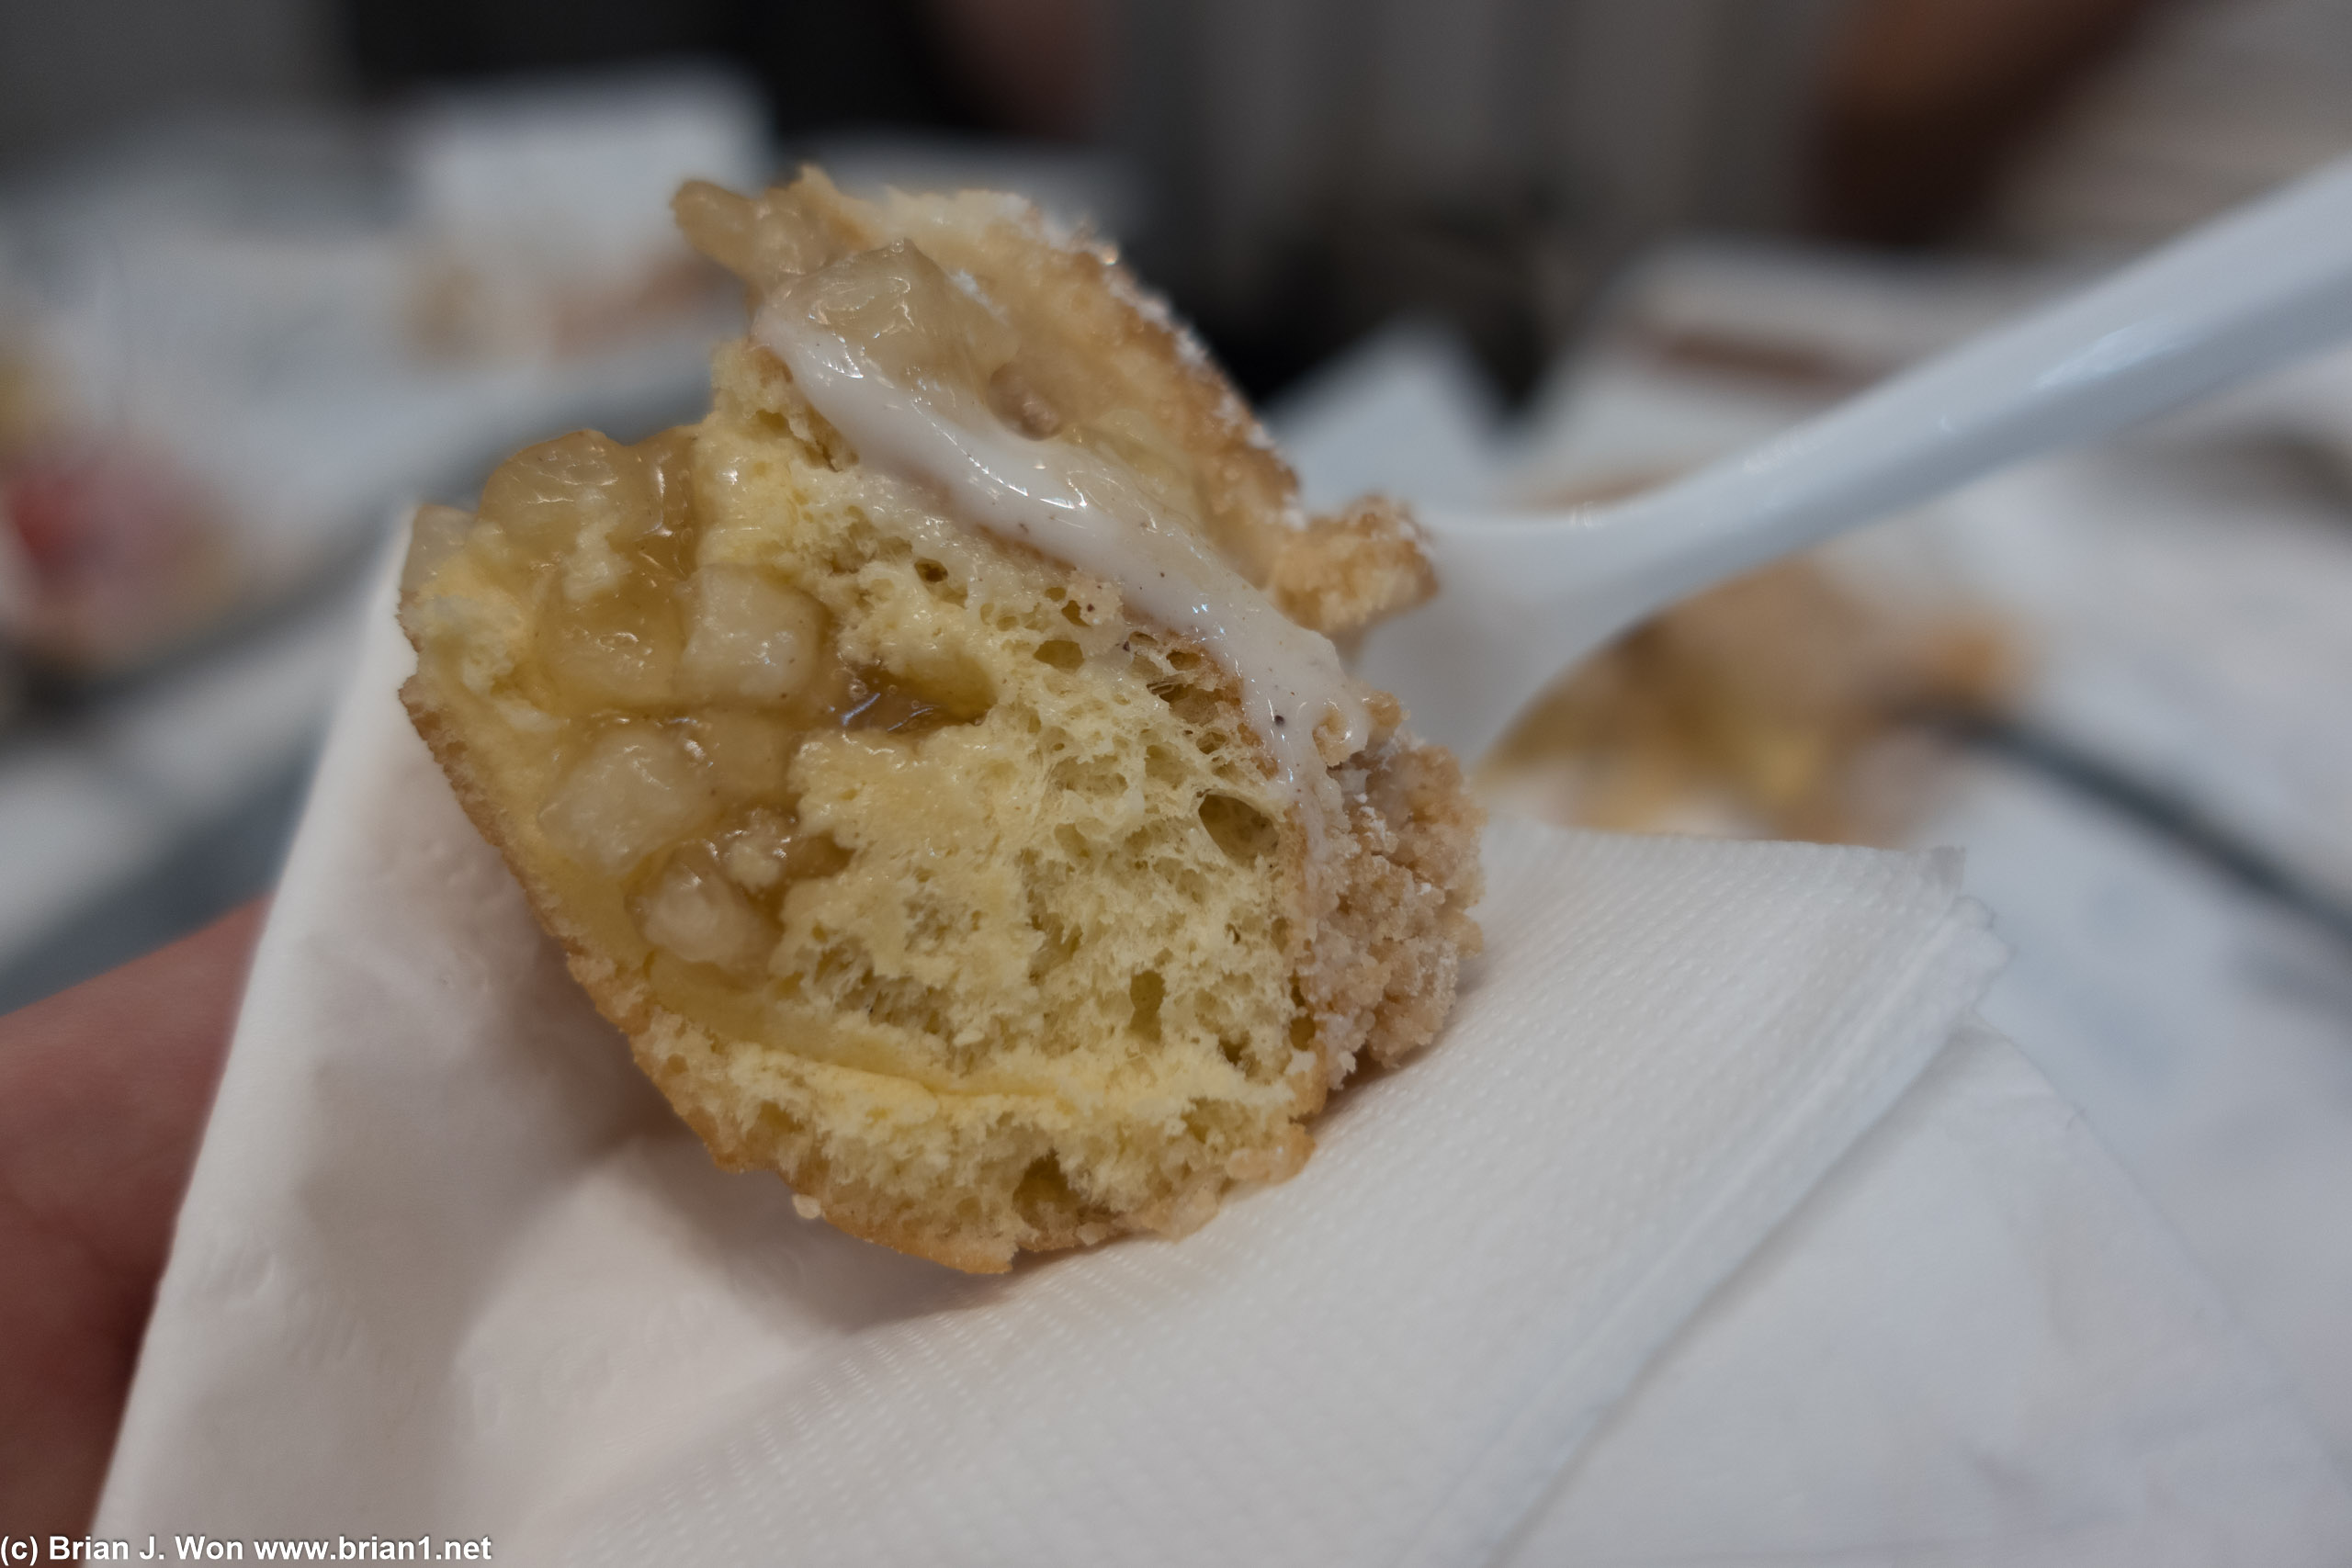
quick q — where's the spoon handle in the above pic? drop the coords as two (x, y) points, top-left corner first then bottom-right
(1376, 153), (2352, 759)
(1534, 152), (2352, 627)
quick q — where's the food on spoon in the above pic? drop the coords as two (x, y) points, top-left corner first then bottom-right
(1481, 556), (2014, 844)
(398, 171), (1482, 1273)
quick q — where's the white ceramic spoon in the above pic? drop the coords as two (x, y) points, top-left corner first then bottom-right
(1355, 154), (2352, 761)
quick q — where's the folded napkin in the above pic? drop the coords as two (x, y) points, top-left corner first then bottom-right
(1521, 1019), (2352, 1565)
(101, 562), (2009, 1561)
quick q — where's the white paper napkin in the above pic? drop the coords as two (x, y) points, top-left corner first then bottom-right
(100, 562), (2013, 1560)
(1516, 1019), (2352, 1565)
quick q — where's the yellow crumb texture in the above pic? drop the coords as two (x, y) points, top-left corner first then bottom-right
(399, 173), (1481, 1272)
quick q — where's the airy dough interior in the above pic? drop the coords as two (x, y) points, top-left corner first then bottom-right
(399, 172), (1482, 1272)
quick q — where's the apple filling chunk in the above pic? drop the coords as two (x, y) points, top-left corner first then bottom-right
(634, 841), (777, 974)
(441, 426), (907, 978)
(680, 565), (826, 705)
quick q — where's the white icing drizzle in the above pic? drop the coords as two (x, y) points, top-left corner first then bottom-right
(753, 288), (1371, 817)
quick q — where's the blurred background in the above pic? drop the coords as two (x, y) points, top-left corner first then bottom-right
(1, 0), (2349, 1476)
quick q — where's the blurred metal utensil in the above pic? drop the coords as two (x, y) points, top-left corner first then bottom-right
(1358, 155), (2352, 761)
